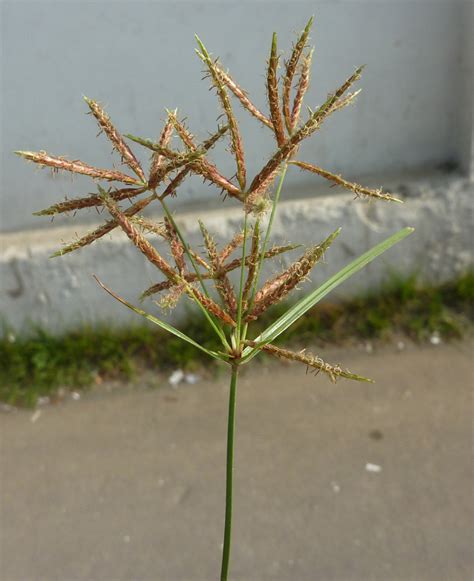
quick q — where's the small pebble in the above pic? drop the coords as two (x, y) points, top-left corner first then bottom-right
(168, 369), (184, 387)
(430, 332), (441, 345)
(365, 462), (382, 473)
(30, 409), (42, 423)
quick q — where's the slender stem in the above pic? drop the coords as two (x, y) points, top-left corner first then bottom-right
(221, 364), (239, 581)
(235, 212), (249, 345)
(245, 162), (289, 317)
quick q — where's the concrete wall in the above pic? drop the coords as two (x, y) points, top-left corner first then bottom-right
(1, 1), (473, 334)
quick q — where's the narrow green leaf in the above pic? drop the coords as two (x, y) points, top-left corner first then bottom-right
(94, 276), (226, 362)
(242, 227), (414, 361)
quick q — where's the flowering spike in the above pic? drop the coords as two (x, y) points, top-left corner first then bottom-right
(148, 111), (176, 188)
(195, 36), (246, 190)
(290, 161), (403, 202)
(34, 186), (147, 217)
(84, 96), (146, 182)
(214, 64), (274, 129)
(247, 229), (340, 320)
(247, 342), (373, 383)
(283, 17), (314, 132)
(15, 150), (144, 185)
(267, 32), (286, 146)
(290, 48), (314, 131)
(99, 187), (178, 280)
(50, 192), (157, 257)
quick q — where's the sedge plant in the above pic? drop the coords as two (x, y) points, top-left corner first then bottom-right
(17, 18), (413, 579)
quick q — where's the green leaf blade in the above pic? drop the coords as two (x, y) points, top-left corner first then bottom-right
(94, 276), (226, 362)
(242, 227), (414, 361)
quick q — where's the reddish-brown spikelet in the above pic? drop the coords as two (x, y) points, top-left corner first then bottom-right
(193, 159), (243, 200)
(164, 218), (186, 273)
(158, 283), (186, 310)
(290, 161), (402, 202)
(167, 111), (196, 150)
(15, 151), (144, 185)
(84, 97), (146, 182)
(215, 64), (274, 129)
(249, 66), (363, 194)
(290, 48), (314, 131)
(196, 38), (246, 191)
(247, 343), (372, 383)
(149, 113), (175, 188)
(219, 231), (245, 262)
(100, 189), (178, 280)
(282, 17), (313, 133)
(140, 242), (299, 299)
(199, 221), (237, 317)
(51, 192), (157, 257)
(223, 243), (300, 274)
(191, 287), (236, 327)
(34, 186), (147, 216)
(247, 229), (340, 320)
(267, 33), (286, 147)
(159, 124), (230, 198)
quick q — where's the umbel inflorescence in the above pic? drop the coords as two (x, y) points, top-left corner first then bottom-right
(17, 18), (412, 579)
(16, 18), (406, 381)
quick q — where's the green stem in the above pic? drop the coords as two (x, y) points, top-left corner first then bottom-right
(220, 364), (239, 581)
(244, 162), (289, 331)
(235, 213), (249, 345)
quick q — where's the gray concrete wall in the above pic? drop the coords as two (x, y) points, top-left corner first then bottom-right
(1, 1), (473, 334)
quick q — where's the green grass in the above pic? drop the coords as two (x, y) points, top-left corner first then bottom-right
(1, 273), (472, 407)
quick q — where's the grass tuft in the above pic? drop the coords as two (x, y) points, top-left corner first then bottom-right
(1, 273), (472, 407)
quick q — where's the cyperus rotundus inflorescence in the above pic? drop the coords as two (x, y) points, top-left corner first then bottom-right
(16, 17), (413, 580)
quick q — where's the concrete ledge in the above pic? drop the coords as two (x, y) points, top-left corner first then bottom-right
(1, 171), (472, 335)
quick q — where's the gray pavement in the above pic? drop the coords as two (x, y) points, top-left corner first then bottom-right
(1, 341), (473, 580)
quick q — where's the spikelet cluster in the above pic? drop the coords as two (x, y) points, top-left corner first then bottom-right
(18, 18), (402, 383)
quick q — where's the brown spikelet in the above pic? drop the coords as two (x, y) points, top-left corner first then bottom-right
(84, 97), (146, 182)
(214, 64), (274, 129)
(244, 164), (281, 215)
(51, 192), (157, 257)
(246, 343), (373, 383)
(196, 37), (246, 190)
(158, 124), (230, 198)
(283, 17), (314, 133)
(164, 218), (186, 273)
(249, 66), (363, 194)
(267, 33), (286, 146)
(290, 48), (314, 131)
(199, 220), (237, 317)
(15, 151), (144, 185)
(247, 229), (340, 320)
(129, 216), (167, 237)
(158, 283), (186, 310)
(223, 243), (301, 275)
(290, 161), (402, 202)
(140, 242), (300, 299)
(167, 111), (196, 150)
(219, 232), (245, 262)
(193, 160), (243, 200)
(191, 287), (236, 327)
(148, 113), (175, 188)
(99, 188), (177, 280)
(34, 186), (147, 217)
